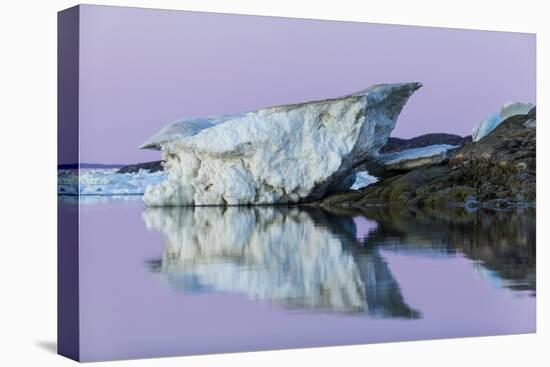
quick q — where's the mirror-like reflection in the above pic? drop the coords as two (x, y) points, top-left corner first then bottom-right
(355, 206), (536, 292)
(143, 206), (419, 317)
(143, 205), (535, 318)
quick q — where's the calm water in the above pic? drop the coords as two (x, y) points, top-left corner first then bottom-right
(66, 197), (535, 361)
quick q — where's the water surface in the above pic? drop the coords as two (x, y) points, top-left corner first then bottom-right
(69, 197), (535, 361)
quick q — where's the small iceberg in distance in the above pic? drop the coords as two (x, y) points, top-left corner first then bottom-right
(472, 101), (534, 142)
(57, 168), (166, 196)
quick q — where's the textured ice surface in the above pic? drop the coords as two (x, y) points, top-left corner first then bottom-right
(57, 169), (166, 196)
(472, 102), (534, 142)
(379, 144), (457, 171)
(141, 83), (422, 206)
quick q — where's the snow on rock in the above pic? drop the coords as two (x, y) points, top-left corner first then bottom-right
(378, 144), (457, 171)
(351, 170), (379, 190)
(472, 102), (534, 142)
(141, 83), (422, 206)
(57, 169), (166, 196)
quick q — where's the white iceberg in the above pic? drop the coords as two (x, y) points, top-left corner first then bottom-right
(379, 144), (457, 171)
(141, 83), (422, 206)
(472, 102), (534, 142)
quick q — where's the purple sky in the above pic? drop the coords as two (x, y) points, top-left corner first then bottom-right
(78, 5), (535, 164)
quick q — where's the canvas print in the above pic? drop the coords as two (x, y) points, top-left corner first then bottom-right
(57, 4), (536, 362)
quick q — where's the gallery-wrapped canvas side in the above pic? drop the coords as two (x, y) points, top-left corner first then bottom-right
(57, 5), (80, 362)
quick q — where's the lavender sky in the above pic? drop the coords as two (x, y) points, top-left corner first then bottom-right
(78, 5), (535, 164)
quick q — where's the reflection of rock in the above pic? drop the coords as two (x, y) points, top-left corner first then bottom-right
(343, 206), (536, 292)
(140, 83), (422, 206)
(143, 206), (419, 317)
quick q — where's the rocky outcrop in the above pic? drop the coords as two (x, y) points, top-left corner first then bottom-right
(319, 109), (536, 209)
(380, 133), (471, 153)
(140, 83), (422, 206)
(116, 160), (163, 174)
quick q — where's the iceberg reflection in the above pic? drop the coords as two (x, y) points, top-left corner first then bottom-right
(143, 206), (420, 318)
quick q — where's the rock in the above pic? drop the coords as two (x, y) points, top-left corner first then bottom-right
(523, 106), (536, 128)
(472, 101), (534, 142)
(380, 133), (471, 153)
(140, 82), (422, 206)
(378, 144), (458, 171)
(319, 108), (536, 208)
(116, 160), (163, 173)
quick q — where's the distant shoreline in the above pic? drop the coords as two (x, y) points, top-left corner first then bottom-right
(58, 163), (126, 169)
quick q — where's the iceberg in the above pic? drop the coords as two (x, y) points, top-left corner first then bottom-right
(472, 102), (534, 142)
(141, 82), (422, 206)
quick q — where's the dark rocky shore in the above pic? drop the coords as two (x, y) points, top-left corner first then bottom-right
(319, 107), (536, 209)
(117, 160), (163, 174)
(380, 133), (471, 153)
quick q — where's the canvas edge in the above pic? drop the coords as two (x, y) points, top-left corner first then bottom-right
(57, 4), (81, 362)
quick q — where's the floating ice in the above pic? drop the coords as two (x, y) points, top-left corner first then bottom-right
(141, 83), (422, 206)
(351, 171), (379, 190)
(57, 169), (166, 196)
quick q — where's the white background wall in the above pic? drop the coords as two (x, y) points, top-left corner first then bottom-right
(0, 0), (547, 366)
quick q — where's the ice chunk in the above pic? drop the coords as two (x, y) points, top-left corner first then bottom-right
(351, 171), (379, 190)
(141, 82), (422, 206)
